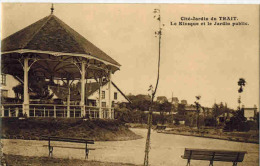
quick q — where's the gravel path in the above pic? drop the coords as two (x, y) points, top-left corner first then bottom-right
(2, 128), (258, 166)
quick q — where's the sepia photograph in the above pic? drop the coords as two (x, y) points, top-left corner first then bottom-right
(0, 3), (259, 166)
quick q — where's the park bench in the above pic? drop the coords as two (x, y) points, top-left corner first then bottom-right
(181, 148), (247, 166)
(155, 125), (166, 131)
(41, 136), (94, 159)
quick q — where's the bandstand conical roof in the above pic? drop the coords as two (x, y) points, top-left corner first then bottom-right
(1, 14), (120, 67)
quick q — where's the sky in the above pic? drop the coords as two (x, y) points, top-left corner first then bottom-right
(1, 3), (259, 109)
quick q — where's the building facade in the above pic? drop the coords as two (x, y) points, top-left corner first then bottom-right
(243, 105), (258, 121)
(1, 74), (21, 101)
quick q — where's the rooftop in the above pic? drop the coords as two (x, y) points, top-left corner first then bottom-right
(2, 14), (120, 67)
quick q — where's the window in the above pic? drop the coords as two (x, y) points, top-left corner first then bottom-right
(1, 90), (8, 98)
(102, 102), (106, 108)
(93, 101), (97, 107)
(102, 91), (105, 99)
(1, 74), (6, 85)
(112, 101), (115, 107)
(114, 92), (118, 100)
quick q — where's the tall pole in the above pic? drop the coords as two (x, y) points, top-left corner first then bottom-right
(144, 8), (162, 166)
(238, 95), (241, 110)
(23, 56), (29, 116)
(99, 78), (102, 119)
(67, 80), (70, 118)
(81, 61), (86, 117)
(108, 70), (112, 119)
(237, 78), (246, 111)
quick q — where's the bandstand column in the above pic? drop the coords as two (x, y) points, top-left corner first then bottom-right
(80, 62), (86, 117)
(1, 105), (4, 117)
(99, 78), (102, 119)
(23, 57), (29, 117)
(67, 85), (70, 118)
(108, 70), (112, 119)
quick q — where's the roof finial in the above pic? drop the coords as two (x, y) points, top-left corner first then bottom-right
(51, 3), (54, 14)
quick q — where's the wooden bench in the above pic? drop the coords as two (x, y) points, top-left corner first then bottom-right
(155, 125), (166, 131)
(41, 136), (94, 159)
(181, 148), (247, 166)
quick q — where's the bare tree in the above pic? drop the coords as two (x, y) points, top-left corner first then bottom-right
(143, 8), (163, 166)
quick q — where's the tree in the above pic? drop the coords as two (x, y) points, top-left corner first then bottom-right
(13, 84), (24, 100)
(144, 8), (162, 166)
(212, 102), (233, 128)
(12, 76), (54, 101)
(238, 78), (246, 93)
(237, 78), (246, 109)
(204, 117), (217, 127)
(127, 94), (152, 111)
(212, 103), (219, 127)
(185, 114), (197, 127)
(159, 101), (172, 114)
(194, 95), (201, 129)
(153, 101), (172, 124)
(224, 108), (248, 131)
(177, 104), (186, 116)
(29, 76), (54, 100)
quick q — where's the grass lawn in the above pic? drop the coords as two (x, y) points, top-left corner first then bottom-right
(1, 118), (142, 141)
(1, 154), (139, 166)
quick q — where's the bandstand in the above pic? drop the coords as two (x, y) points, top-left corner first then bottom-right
(1, 8), (121, 119)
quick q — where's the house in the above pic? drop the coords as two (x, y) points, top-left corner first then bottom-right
(181, 100), (188, 105)
(242, 105), (258, 121)
(184, 105), (199, 116)
(86, 81), (131, 108)
(183, 105), (213, 117)
(157, 96), (168, 103)
(1, 74), (21, 103)
(2, 72), (130, 113)
(49, 81), (130, 108)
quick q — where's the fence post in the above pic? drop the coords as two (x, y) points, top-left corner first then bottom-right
(33, 107), (36, 117)
(8, 107), (11, 117)
(1, 105), (4, 117)
(15, 107), (19, 117)
(54, 105), (56, 118)
(112, 108), (114, 119)
(44, 107), (46, 117)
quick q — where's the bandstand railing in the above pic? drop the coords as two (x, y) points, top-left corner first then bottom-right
(0, 104), (23, 117)
(1, 104), (114, 119)
(84, 106), (114, 119)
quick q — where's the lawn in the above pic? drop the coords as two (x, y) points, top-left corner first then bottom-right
(1, 118), (142, 141)
(1, 154), (139, 166)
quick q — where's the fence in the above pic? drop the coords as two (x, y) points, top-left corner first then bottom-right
(1, 104), (114, 119)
